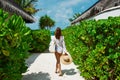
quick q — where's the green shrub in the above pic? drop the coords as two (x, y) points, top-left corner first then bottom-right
(30, 29), (51, 52)
(0, 9), (32, 80)
(63, 17), (120, 80)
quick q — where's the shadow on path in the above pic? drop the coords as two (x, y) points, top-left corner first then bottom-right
(25, 53), (41, 67)
(26, 48), (50, 67)
(62, 68), (77, 75)
(22, 72), (51, 80)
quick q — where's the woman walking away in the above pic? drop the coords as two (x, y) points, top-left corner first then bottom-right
(52, 27), (68, 76)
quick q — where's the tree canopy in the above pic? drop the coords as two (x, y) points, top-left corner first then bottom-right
(39, 15), (55, 29)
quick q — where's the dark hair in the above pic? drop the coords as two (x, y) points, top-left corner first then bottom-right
(55, 27), (62, 39)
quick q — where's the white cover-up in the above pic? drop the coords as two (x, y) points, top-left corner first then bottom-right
(50, 36), (67, 54)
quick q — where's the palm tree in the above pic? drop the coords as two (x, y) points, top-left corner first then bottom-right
(14, 0), (39, 15)
(69, 13), (81, 22)
(39, 15), (55, 29)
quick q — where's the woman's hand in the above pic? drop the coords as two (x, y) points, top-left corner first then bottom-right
(64, 53), (68, 55)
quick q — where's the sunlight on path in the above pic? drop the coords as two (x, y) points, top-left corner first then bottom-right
(22, 53), (84, 80)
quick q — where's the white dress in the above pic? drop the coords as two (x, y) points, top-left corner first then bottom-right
(51, 36), (67, 54)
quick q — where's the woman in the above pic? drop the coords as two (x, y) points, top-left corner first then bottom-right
(52, 27), (67, 76)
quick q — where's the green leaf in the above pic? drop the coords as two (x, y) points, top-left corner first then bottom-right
(2, 50), (9, 56)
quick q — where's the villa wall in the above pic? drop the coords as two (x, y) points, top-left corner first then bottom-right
(71, 0), (120, 24)
(90, 6), (120, 20)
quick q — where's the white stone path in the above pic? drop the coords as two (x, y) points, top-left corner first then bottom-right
(22, 52), (84, 80)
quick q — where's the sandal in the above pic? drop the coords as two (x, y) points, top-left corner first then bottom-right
(59, 72), (63, 76)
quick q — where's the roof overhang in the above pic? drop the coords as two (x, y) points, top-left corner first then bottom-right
(0, 0), (35, 23)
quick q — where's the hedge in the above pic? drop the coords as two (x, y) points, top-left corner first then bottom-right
(63, 16), (120, 80)
(30, 29), (51, 52)
(0, 9), (32, 80)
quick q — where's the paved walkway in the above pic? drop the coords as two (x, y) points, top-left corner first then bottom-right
(22, 51), (84, 80)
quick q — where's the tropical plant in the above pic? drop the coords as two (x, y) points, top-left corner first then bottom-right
(39, 15), (55, 29)
(63, 16), (120, 80)
(0, 8), (51, 80)
(69, 13), (81, 22)
(14, 0), (39, 14)
(0, 9), (32, 80)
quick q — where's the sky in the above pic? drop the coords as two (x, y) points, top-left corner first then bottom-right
(26, 0), (99, 31)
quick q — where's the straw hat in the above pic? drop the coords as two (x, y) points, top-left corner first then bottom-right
(60, 54), (72, 65)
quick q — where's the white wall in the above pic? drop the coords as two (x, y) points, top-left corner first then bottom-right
(90, 6), (120, 20)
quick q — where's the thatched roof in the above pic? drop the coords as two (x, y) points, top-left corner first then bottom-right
(71, 0), (120, 24)
(0, 0), (35, 23)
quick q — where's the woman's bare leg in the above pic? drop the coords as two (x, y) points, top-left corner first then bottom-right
(55, 52), (58, 73)
(55, 52), (62, 75)
(57, 52), (62, 75)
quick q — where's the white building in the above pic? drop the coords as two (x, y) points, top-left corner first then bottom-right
(90, 5), (120, 20)
(71, 0), (120, 25)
